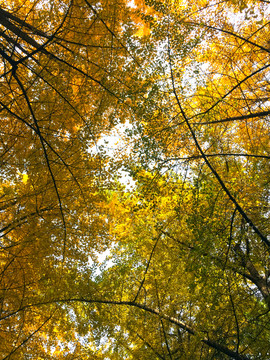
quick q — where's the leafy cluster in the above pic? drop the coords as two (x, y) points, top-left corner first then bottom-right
(0, 0), (269, 359)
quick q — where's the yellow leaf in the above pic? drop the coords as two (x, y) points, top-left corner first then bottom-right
(135, 23), (150, 37)
(22, 173), (28, 184)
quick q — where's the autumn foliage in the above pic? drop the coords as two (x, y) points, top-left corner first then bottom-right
(0, 0), (269, 359)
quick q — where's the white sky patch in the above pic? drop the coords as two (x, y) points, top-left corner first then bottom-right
(89, 122), (136, 190)
(88, 247), (115, 278)
(87, 123), (137, 270)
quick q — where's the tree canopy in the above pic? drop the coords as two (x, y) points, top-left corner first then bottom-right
(0, 0), (269, 359)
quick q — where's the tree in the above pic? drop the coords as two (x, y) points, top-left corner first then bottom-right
(0, 0), (134, 357)
(0, 0), (269, 359)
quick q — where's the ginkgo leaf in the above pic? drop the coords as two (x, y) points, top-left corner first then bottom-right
(0, 0), (269, 359)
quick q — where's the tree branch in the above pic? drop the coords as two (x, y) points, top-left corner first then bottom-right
(192, 109), (270, 125)
(167, 35), (270, 249)
(2, 298), (250, 360)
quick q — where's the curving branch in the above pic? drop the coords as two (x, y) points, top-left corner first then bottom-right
(0, 297), (251, 360)
(167, 34), (270, 249)
(185, 20), (270, 54)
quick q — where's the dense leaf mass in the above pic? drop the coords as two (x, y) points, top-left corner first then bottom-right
(0, 0), (269, 359)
